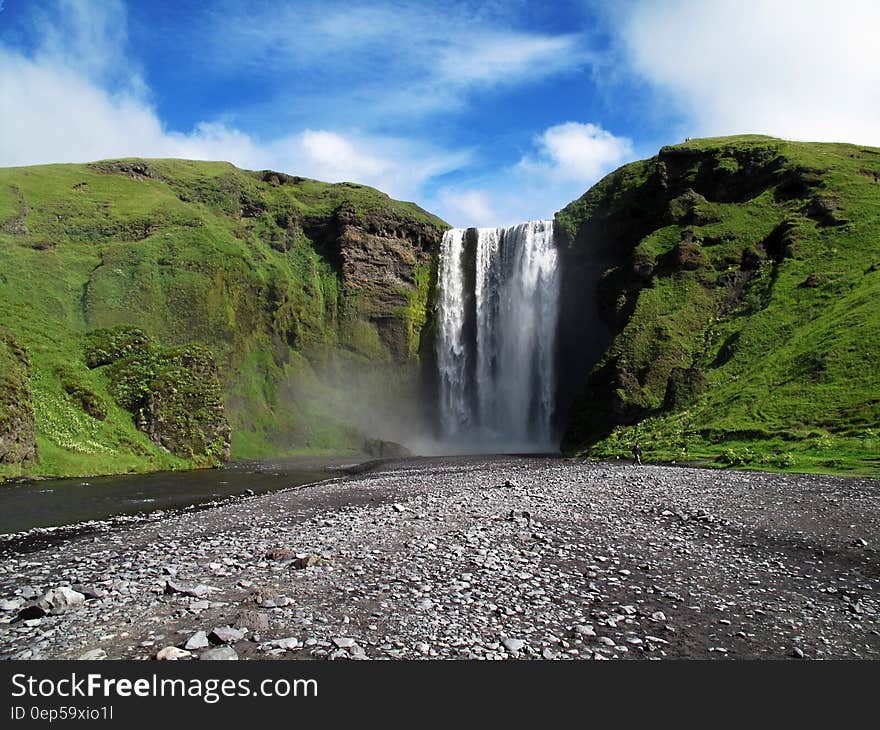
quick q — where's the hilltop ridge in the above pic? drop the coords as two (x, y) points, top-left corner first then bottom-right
(0, 158), (447, 477)
(556, 135), (880, 474)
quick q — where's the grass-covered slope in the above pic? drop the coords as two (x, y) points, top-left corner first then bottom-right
(0, 159), (446, 478)
(557, 136), (880, 475)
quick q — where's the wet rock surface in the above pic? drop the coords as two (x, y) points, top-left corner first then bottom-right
(1, 457), (878, 660)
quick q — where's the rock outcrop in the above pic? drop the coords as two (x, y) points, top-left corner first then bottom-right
(303, 202), (442, 360)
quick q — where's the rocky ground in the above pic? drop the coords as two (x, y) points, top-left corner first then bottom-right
(0, 457), (878, 660)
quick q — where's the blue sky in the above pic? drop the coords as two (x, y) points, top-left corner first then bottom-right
(1, 0), (878, 226)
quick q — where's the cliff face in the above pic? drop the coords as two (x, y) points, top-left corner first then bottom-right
(305, 202), (440, 360)
(556, 135), (880, 472)
(0, 159), (446, 478)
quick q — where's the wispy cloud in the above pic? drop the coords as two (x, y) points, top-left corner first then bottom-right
(434, 188), (500, 227)
(194, 1), (593, 122)
(22, 0), (142, 90)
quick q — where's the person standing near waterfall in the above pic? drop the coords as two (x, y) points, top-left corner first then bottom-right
(632, 442), (643, 466)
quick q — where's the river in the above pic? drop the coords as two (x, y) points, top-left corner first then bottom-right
(0, 455), (363, 535)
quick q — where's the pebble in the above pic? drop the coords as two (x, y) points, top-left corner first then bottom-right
(0, 458), (877, 663)
(39, 586), (85, 615)
(502, 638), (525, 654)
(77, 649), (108, 660)
(270, 637), (302, 651)
(164, 581), (214, 598)
(156, 646), (192, 660)
(209, 626), (247, 645)
(184, 631), (210, 650)
(199, 646), (239, 660)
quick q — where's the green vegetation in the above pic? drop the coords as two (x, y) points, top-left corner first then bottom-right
(0, 159), (446, 479)
(4, 137), (877, 481)
(558, 135), (880, 476)
(0, 326), (37, 465)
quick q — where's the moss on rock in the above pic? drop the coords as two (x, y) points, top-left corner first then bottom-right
(107, 343), (230, 464)
(84, 326), (151, 369)
(0, 326), (37, 464)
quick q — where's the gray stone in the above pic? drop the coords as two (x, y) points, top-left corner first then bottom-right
(156, 646), (192, 660)
(502, 638), (525, 654)
(72, 584), (105, 600)
(209, 626), (247, 645)
(184, 631), (210, 650)
(199, 646), (239, 660)
(77, 649), (108, 660)
(164, 580), (212, 598)
(271, 637), (302, 651)
(38, 586), (85, 615)
(234, 610), (270, 633)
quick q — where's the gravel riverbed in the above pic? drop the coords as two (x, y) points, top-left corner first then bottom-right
(1, 457), (878, 660)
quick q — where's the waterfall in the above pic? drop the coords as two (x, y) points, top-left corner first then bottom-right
(435, 220), (560, 451)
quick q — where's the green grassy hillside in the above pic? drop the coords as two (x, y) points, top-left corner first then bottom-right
(0, 159), (446, 479)
(557, 136), (880, 475)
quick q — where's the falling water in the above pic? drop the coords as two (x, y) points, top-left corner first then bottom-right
(435, 220), (560, 451)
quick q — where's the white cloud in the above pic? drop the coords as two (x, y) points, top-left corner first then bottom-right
(434, 31), (586, 89)
(517, 122), (634, 184)
(432, 121), (634, 227)
(434, 188), (500, 228)
(622, 0), (880, 145)
(0, 11), (467, 203)
(32, 0), (133, 84)
(269, 131), (469, 200)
